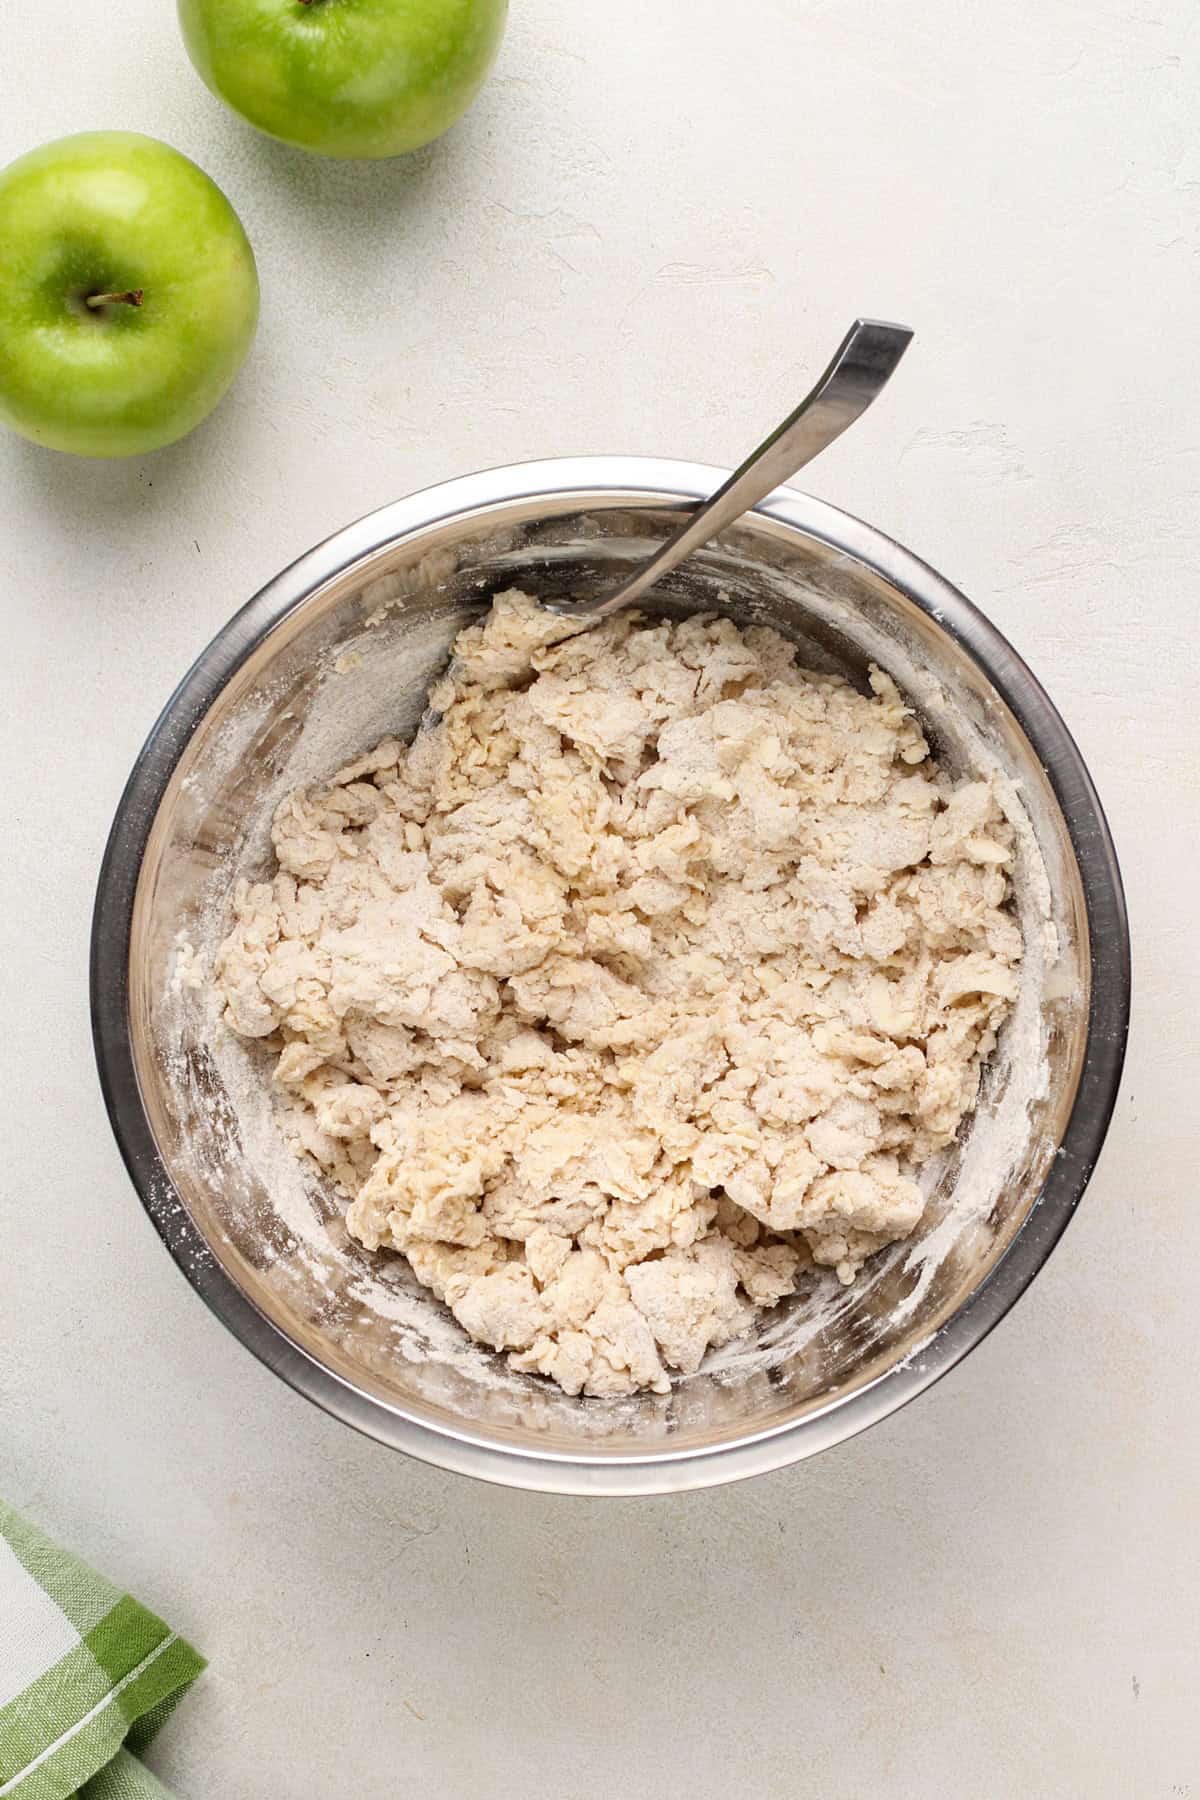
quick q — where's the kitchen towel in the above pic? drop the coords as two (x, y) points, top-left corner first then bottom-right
(0, 1502), (204, 1800)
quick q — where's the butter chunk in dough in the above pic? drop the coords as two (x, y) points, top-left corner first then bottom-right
(214, 592), (1022, 1397)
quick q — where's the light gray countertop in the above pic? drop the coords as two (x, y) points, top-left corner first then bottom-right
(3, 1), (1197, 1794)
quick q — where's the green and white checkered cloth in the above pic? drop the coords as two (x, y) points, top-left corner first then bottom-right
(0, 1503), (204, 1800)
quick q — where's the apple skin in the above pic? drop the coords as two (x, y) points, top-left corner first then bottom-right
(0, 133), (259, 459)
(177, 0), (508, 160)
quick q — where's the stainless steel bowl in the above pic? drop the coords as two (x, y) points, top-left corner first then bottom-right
(91, 458), (1129, 1495)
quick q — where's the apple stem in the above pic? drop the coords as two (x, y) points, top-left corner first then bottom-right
(85, 289), (144, 310)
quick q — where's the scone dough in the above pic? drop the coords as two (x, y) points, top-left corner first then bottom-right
(215, 594), (1021, 1396)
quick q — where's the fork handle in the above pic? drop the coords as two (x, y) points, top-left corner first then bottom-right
(544, 317), (913, 621)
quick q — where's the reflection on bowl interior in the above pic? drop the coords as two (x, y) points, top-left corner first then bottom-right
(133, 493), (1087, 1456)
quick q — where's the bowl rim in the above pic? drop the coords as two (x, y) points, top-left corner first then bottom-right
(90, 456), (1130, 1496)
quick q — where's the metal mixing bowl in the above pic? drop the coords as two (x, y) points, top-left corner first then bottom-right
(91, 458), (1129, 1495)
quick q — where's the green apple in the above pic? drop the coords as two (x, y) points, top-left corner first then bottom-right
(177, 0), (508, 160)
(0, 132), (259, 459)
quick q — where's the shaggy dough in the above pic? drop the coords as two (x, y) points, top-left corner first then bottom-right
(214, 593), (1022, 1397)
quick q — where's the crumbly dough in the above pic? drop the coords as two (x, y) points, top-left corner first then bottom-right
(214, 593), (1022, 1397)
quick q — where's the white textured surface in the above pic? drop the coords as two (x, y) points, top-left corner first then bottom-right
(1, 1), (1197, 1794)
